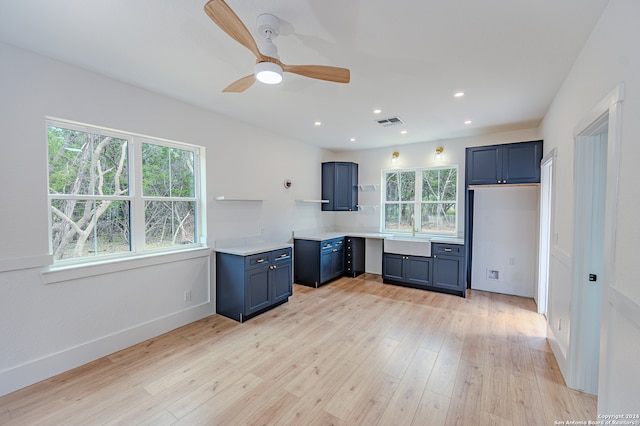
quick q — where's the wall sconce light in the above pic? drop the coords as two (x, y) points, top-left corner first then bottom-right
(391, 151), (400, 164)
(435, 146), (444, 160)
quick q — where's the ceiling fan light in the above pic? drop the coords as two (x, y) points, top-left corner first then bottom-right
(255, 62), (283, 85)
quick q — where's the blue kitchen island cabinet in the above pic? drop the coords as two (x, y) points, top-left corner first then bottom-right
(294, 237), (345, 287)
(216, 247), (292, 322)
(382, 253), (432, 288)
(322, 162), (358, 211)
(466, 140), (543, 185)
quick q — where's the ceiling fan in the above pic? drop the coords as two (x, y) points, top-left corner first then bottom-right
(204, 0), (350, 92)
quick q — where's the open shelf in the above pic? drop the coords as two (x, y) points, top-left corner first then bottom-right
(215, 196), (263, 201)
(358, 184), (379, 191)
(295, 199), (329, 204)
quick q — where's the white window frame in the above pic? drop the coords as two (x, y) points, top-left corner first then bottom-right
(381, 165), (458, 235)
(46, 118), (207, 268)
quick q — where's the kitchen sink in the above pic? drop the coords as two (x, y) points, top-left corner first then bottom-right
(383, 237), (431, 257)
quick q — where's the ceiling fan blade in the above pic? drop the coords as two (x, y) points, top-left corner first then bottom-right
(223, 74), (256, 93)
(282, 64), (350, 84)
(204, 0), (262, 60)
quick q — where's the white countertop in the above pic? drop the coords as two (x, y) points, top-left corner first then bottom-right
(214, 241), (293, 256)
(293, 231), (463, 245)
(293, 232), (392, 241)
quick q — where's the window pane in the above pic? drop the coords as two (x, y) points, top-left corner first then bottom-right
(50, 199), (131, 260)
(385, 172), (399, 201)
(400, 172), (415, 201)
(442, 168), (457, 201)
(385, 204), (399, 229)
(145, 200), (196, 248)
(142, 144), (195, 198)
(421, 203), (456, 232)
(422, 169), (439, 201)
(400, 204), (414, 230)
(48, 126), (129, 196)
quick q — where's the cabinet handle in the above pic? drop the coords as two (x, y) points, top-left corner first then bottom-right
(337, 241), (343, 244)
(333, 249), (338, 252)
(278, 253), (288, 258)
(444, 248), (452, 252)
(256, 258), (265, 263)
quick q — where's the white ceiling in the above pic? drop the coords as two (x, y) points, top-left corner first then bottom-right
(0, 0), (609, 151)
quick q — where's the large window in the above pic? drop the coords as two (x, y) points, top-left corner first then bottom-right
(47, 119), (204, 264)
(383, 166), (458, 234)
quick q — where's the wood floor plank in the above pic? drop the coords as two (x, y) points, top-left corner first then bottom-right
(377, 347), (438, 425)
(444, 360), (484, 426)
(509, 374), (547, 426)
(412, 388), (451, 426)
(480, 366), (512, 422)
(0, 279), (596, 425)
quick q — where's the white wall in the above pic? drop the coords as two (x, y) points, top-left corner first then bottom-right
(0, 42), (334, 396)
(540, 0), (640, 413)
(471, 186), (539, 297)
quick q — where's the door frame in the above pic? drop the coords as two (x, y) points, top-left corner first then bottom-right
(567, 84), (623, 395)
(537, 149), (556, 315)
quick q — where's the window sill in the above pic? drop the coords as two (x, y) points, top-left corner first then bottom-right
(41, 246), (212, 285)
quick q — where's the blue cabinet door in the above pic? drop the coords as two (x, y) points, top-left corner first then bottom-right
(466, 145), (501, 185)
(245, 266), (271, 315)
(405, 256), (432, 287)
(433, 255), (464, 292)
(272, 261), (292, 303)
(502, 141), (542, 183)
(382, 253), (405, 282)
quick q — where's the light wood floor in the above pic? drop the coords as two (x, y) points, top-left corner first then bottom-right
(0, 274), (596, 425)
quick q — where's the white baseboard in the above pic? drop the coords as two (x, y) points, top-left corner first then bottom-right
(547, 321), (569, 383)
(0, 302), (215, 397)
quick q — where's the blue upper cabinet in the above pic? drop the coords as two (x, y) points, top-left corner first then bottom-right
(322, 162), (358, 211)
(466, 140), (543, 185)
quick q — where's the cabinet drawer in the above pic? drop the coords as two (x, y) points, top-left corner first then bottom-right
(272, 248), (292, 263)
(321, 238), (344, 251)
(432, 243), (463, 257)
(245, 252), (271, 269)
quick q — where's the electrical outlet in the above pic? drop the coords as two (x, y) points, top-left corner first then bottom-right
(487, 269), (500, 280)
(509, 257), (516, 266)
(184, 290), (191, 302)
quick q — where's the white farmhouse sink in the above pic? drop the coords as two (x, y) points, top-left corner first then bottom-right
(384, 237), (431, 257)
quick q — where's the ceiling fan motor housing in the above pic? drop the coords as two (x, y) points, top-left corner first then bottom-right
(257, 13), (280, 39)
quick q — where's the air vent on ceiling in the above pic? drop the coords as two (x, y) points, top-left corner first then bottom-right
(376, 116), (405, 127)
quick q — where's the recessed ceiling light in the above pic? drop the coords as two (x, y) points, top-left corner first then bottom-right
(464, 120), (472, 125)
(350, 138), (356, 142)
(454, 92), (465, 98)
(400, 130), (408, 134)
(314, 121), (322, 126)
(373, 109), (382, 114)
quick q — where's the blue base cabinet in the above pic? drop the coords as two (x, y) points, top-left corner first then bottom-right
(432, 243), (465, 296)
(382, 254), (432, 289)
(294, 237), (345, 287)
(216, 248), (292, 322)
(383, 242), (465, 297)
